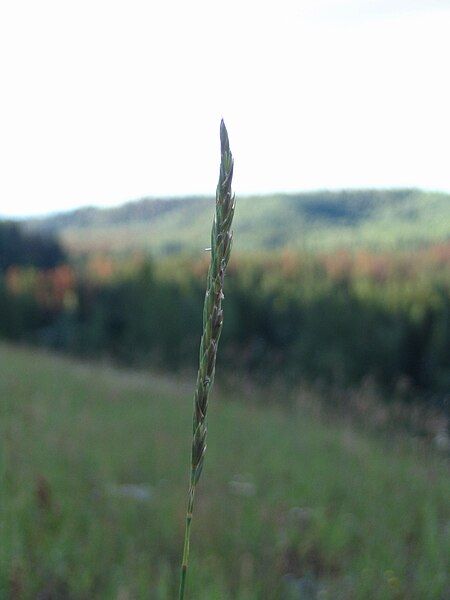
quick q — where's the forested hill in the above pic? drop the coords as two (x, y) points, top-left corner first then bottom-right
(26, 189), (450, 256)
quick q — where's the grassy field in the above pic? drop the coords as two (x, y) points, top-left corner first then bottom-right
(1, 343), (449, 599)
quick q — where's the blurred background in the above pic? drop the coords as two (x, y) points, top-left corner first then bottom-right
(1, 1), (449, 598)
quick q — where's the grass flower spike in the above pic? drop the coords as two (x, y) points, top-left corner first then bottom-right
(179, 120), (235, 599)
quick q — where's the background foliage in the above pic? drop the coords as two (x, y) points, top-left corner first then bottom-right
(1, 242), (449, 405)
(2, 190), (450, 598)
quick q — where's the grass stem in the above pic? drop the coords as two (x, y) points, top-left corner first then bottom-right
(178, 120), (235, 599)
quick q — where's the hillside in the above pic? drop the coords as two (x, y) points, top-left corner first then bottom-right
(26, 189), (450, 256)
(1, 343), (449, 598)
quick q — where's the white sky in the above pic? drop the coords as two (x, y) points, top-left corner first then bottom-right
(1, 0), (450, 217)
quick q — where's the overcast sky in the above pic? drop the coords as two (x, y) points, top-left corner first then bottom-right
(1, 1), (450, 217)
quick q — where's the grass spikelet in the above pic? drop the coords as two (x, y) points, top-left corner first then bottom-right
(178, 120), (235, 599)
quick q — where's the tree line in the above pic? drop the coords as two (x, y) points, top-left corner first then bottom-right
(1, 247), (449, 408)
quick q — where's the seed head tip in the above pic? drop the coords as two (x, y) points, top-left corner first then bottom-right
(220, 119), (230, 155)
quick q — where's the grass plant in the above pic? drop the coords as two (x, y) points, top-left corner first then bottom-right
(179, 120), (236, 599)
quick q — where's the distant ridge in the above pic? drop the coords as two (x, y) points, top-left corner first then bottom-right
(26, 189), (450, 255)
(30, 196), (210, 229)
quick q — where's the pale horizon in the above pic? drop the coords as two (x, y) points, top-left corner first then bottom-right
(1, 0), (450, 217)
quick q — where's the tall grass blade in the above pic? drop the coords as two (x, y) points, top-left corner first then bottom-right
(178, 120), (235, 599)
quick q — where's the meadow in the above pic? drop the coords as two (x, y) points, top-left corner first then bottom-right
(2, 343), (449, 599)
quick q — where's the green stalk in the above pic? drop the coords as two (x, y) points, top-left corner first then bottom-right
(178, 120), (235, 599)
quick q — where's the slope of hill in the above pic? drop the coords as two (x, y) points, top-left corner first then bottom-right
(27, 189), (450, 256)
